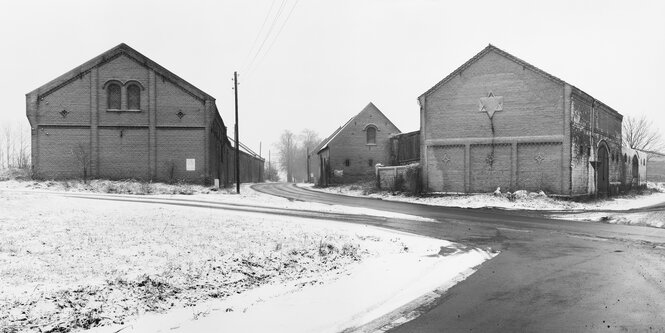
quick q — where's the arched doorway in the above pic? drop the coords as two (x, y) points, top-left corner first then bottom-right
(597, 142), (609, 195)
(632, 155), (639, 186)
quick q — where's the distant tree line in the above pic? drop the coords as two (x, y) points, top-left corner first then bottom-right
(272, 129), (322, 183)
(0, 121), (30, 170)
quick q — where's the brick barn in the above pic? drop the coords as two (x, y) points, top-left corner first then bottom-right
(418, 44), (644, 196)
(313, 102), (400, 185)
(26, 43), (255, 185)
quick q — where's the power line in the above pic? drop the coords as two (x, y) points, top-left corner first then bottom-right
(248, 0), (300, 79)
(245, 0), (289, 76)
(242, 0), (277, 72)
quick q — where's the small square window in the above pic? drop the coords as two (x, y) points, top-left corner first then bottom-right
(344, 159), (350, 167)
(368, 159), (373, 167)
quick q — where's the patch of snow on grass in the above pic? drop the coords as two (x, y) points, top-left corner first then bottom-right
(301, 182), (665, 212)
(87, 233), (495, 333)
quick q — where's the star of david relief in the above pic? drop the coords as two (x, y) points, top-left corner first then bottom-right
(534, 153), (545, 164)
(478, 91), (504, 118)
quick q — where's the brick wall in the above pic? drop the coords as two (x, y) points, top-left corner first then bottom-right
(155, 78), (206, 127)
(422, 51), (564, 143)
(420, 49), (567, 193)
(516, 142), (562, 192)
(427, 145), (464, 192)
(222, 143), (265, 185)
(38, 73), (91, 125)
(470, 144), (512, 192)
(327, 103), (400, 181)
(26, 47), (238, 184)
(34, 127), (90, 179)
(570, 91), (624, 195)
(98, 128), (150, 179)
(156, 128), (205, 183)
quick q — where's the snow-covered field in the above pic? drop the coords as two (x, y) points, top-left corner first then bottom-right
(0, 181), (492, 332)
(303, 182), (665, 212)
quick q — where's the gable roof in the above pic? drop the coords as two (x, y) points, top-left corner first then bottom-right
(27, 43), (215, 102)
(418, 44), (623, 118)
(419, 44), (565, 100)
(315, 102), (400, 154)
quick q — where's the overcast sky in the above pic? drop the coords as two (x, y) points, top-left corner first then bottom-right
(1, 0), (664, 155)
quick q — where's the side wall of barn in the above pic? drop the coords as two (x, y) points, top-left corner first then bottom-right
(569, 88), (623, 195)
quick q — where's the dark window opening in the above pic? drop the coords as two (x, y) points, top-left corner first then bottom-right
(107, 83), (121, 109)
(366, 126), (376, 144)
(344, 159), (350, 167)
(127, 84), (141, 110)
(368, 159), (373, 167)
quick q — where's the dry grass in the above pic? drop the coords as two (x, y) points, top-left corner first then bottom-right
(0, 192), (389, 333)
(18, 179), (219, 196)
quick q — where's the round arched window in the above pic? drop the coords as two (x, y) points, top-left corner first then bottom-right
(127, 84), (141, 110)
(366, 126), (376, 145)
(107, 83), (121, 109)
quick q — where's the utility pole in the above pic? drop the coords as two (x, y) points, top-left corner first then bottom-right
(234, 71), (240, 194)
(306, 147), (310, 183)
(268, 150), (271, 181)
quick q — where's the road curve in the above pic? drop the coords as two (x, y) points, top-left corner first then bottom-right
(253, 183), (665, 332)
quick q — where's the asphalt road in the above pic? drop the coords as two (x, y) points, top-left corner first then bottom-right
(252, 183), (665, 332)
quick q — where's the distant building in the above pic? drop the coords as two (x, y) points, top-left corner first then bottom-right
(646, 154), (665, 182)
(417, 44), (645, 196)
(312, 103), (401, 185)
(26, 43), (263, 184)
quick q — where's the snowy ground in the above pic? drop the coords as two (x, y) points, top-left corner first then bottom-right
(0, 181), (493, 332)
(302, 182), (665, 228)
(0, 179), (434, 223)
(303, 183), (665, 211)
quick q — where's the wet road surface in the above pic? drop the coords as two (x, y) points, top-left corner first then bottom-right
(253, 183), (665, 332)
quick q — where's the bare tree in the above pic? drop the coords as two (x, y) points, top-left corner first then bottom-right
(16, 124), (30, 169)
(298, 129), (321, 182)
(72, 143), (91, 183)
(0, 121), (31, 169)
(0, 126), (5, 169)
(623, 114), (665, 160)
(276, 130), (297, 182)
(264, 162), (280, 181)
(2, 122), (11, 168)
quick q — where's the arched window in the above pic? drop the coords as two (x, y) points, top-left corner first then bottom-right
(107, 83), (121, 109)
(366, 126), (376, 145)
(127, 84), (141, 110)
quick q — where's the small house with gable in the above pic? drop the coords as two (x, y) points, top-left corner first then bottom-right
(312, 102), (401, 186)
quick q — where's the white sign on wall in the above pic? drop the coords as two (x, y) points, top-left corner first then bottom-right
(186, 159), (195, 171)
